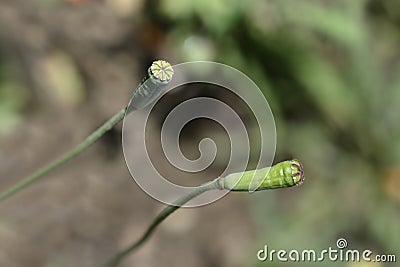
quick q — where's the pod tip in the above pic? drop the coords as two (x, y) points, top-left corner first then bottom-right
(291, 159), (305, 186)
(149, 60), (174, 83)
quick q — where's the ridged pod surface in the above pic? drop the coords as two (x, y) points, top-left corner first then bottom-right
(220, 159), (304, 191)
(130, 60), (174, 110)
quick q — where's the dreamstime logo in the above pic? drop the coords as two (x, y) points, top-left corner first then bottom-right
(122, 61), (276, 207)
(257, 238), (397, 263)
(336, 238), (348, 249)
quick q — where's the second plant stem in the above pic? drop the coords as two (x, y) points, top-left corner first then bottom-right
(104, 178), (222, 267)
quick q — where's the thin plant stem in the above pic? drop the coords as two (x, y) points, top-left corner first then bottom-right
(104, 178), (222, 267)
(0, 107), (127, 202)
(0, 59), (174, 202)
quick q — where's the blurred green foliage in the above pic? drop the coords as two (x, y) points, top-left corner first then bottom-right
(1, 0), (399, 265)
(0, 61), (26, 135)
(157, 0), (400, 266)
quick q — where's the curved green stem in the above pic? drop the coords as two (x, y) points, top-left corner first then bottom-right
(0, 60), (173, 202)
(0, 108), (127, 202)
(104, 159), (305, 267)
(104, 179), (222, 267)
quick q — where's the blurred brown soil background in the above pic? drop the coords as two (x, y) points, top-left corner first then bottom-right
(0, 1), (254, 266)
(1, 0), (400, 267)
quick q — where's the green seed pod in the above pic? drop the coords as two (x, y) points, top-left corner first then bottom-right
(220, 159), (304, 191)
(130, 60), (174, 110)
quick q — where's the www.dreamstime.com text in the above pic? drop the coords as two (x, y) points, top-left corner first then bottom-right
(257, 238), (396, 263)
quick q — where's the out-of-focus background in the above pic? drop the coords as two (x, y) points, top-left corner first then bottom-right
(0, 0), (399, 266)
